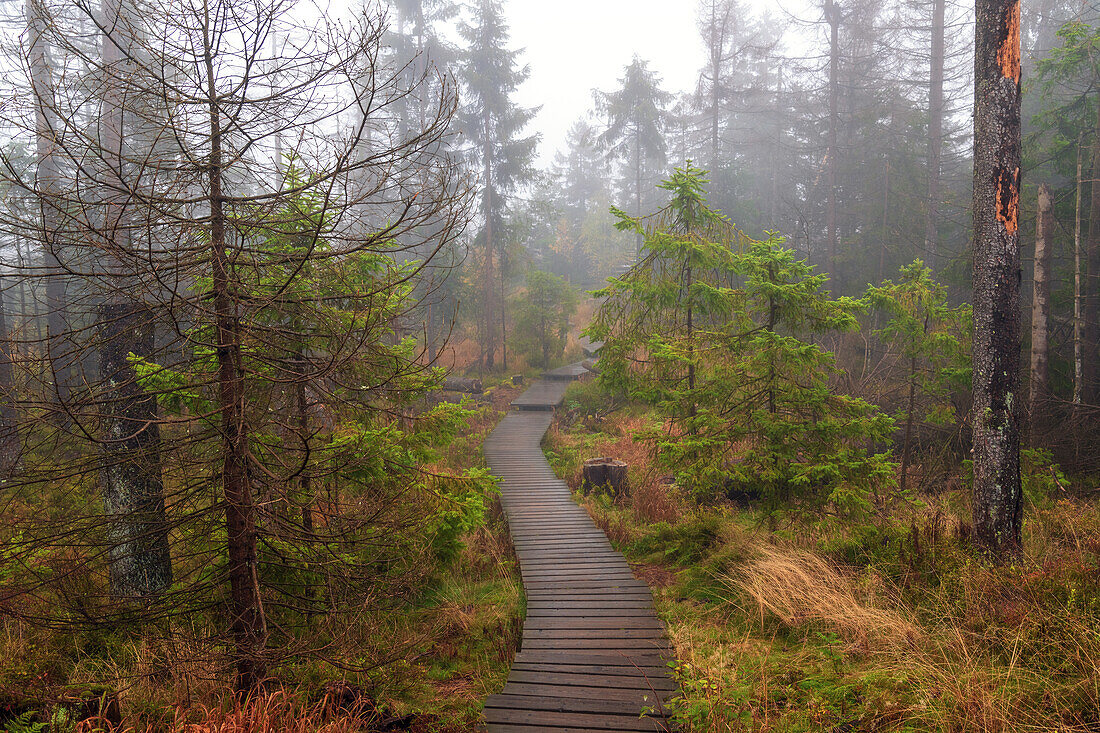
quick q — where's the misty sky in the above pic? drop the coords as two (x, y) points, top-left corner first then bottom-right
(502, 1), (706, 167)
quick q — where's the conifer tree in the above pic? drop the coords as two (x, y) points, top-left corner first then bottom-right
(458, 0), (539, 371)
(590, 165), (895, 510)
(595, 57), (672, 253)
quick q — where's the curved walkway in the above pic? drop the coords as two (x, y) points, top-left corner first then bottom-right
(482, 368), (676, 732)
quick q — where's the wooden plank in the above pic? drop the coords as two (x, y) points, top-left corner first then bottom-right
(483, 707), (665, 731)
(486, 693), (665, 716)
(523, 617), (666, 630)
(490, 683), (673, 704)
(510, 662), (672, 678)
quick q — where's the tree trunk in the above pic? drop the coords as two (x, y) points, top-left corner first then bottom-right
(483, 105), (495, 371)
(0, 278), (17, 476)
(900, 314), (930, 495)
(686, 263), (696, 426)
(100, 304), (172, 597)
(972, 0), (1022, 557)
(1075, 138), (1084, 406)
(295, 355), (313, 535)
(99, 0), (171, 599)
(925, 0), (946, 269)
(1029, 183), (1053, 429)
(709, 3), (720, 170)
(27, 0), (72, 409)
(880, 156), (890, 283)
(635, 130), (643, 254)
(204, 29), (266, 691)
(500, 236), (507, 372)
(771, 65), (782, 227)
(1085, 100), (1100, 403)
(825, 1), (840, 273)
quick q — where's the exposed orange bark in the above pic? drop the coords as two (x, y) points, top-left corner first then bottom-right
(997, 0), (1021, 83)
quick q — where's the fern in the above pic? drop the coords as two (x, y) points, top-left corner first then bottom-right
(2, 711), (46, 733)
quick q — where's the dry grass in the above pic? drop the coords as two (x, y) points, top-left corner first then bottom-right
(71, 689), (414, 733)
(632, 480), (683, 524)
(733, 544), (923, 652)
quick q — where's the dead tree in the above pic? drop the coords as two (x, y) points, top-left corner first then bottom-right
(924, 0), (946, 268)
(972, 0), (1022, 557)
(1029, 183), (1053, 431)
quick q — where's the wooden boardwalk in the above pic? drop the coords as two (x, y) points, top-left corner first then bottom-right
(483, 369), (676, 731)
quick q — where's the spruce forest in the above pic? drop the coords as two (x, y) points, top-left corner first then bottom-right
(0, 0), (1093, 729)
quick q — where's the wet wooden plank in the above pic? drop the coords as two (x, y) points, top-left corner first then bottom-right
(482, 373), (677, 731)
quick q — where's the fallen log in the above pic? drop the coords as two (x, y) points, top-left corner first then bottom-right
(442, 377), (483, 394)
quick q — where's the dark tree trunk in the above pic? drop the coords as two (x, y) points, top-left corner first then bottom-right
(972, 0), (1022, 557)
(100, 304), (172, 597)
(295, 355), (313, 535)
(686, 264), (696, 426)
(880, 156), (890, 283)
(925, 0), (946, 268)
(99, 0), (171, 599)
(204, 34), (266, 692)
(0, 278), (17, 476)
(825, 1), (840, 272)
(1029, 183), (1053, 429)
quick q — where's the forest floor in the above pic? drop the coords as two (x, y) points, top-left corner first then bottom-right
(543, 378), (1100, 732)
(0, 379), (529, 733)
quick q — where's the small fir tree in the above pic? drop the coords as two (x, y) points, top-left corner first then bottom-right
(589, 165), (896, 513)
(865, 261), (972, 493)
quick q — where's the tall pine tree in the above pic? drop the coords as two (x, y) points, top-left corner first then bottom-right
(459, 0), (538, 371)
(595, 56), (671, 254)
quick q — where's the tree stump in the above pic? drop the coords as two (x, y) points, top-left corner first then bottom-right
(512, 374), (525, 386)
(582, 457), (629, 497)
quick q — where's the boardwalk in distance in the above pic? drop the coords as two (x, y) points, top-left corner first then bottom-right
(482, 367), (676, 731)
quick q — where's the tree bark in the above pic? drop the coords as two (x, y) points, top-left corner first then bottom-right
(925, 0), (946, 268)
(1029, 183), (1053, 429)
(972, 0), (1023, 557)
(204, 22), (266, 691)
(99, 304), (172, 597)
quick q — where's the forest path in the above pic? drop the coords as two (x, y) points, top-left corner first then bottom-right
(481, 365), (676, 731)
